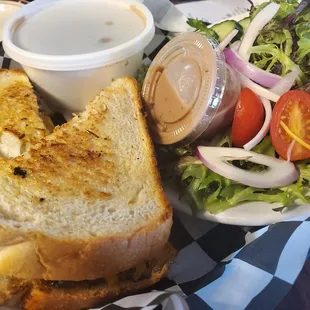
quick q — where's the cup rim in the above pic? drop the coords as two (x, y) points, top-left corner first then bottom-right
(3, 0), (155, 71)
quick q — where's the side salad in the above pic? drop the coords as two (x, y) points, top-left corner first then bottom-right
(139, 0), (310, 215)
(187, 0), (310, 87)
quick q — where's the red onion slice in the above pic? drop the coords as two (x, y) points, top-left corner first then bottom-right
(219, 30), (239, 50)
(238, 2), (280, 61)
(197, 147), (299, 188)
(238, 73), (280, 102)
(224, 48), (281, 87)
(230, 40), (241, 51)
(270, 68), (300, 95)
(243, 98), (272, 151)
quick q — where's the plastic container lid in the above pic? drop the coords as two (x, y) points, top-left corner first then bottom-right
(3, 0), (154, 71)
(142, 32), (230, 146)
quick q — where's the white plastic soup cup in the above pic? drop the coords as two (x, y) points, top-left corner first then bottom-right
(3, 0), (155, 112)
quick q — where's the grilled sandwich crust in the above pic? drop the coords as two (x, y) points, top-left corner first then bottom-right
(0, 77), (172, 281)
(0, 243), (175, 310)
(0, 69), (50, 306)
(24, 271), (169, 310)
(0, 69), (50, 152)
(0, 275), (29, 306)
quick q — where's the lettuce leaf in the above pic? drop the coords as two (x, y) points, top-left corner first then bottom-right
(250, 44), (296, 76)
(294, 3), (310, 23)
(250, 0), (298, 20)
(186, 18), (219, 41)
(291, 3), (310, 82)
(247, 0), (310, 85)
(176, 136), (310, 215)
(294, 22), (310, 63)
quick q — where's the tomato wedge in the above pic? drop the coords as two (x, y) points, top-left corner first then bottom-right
(270, 90), (310, 161)
(232, 88), (265, 147)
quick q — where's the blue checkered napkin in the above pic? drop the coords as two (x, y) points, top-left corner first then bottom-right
(182, 214), (310, 310)
(99, 292), (189, 310)
(98, 214), (310, 310)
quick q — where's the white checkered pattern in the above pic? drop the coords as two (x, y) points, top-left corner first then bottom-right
(93, 215), (310, 310)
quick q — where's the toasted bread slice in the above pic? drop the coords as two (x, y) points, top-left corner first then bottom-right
(0, 243), (175, 309)
(24, 266), (168, 310)
(0, 275), (29, 306)
(0, 69), (51, 158)
(0, 77), (172, 281)
(23, 244), (176, 310)
(0, 69), (51, 306)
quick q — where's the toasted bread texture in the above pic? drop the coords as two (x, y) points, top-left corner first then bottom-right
(0, 69), (50, 158)
(24, 267), (168, 310)
(0, 70), (50, 306)
(0, 77), (172, 281)
(0, 275), (29, 306)
(0, 243), (175, 309)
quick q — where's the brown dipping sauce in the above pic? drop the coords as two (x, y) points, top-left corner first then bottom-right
(142, 32), (240, 146)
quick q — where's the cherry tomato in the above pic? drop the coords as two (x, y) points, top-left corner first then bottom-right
(232, 88), (265, 148)
(270, 90), (310, 161)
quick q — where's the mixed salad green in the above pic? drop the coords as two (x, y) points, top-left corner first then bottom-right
(169, 133), (310, 215)
(251, 0), (310, 82)
(138, 0), (310, 215)
(187, 0), (310, 86)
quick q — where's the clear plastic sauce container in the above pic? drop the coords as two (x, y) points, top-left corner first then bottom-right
(142, 32), (241, 146)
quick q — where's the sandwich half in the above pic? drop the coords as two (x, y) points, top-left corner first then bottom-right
(0, 69), (51, 306)
(22, 243), (175, 310)
(0, 242), (175, 310)
(0, 76), (173, 308)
